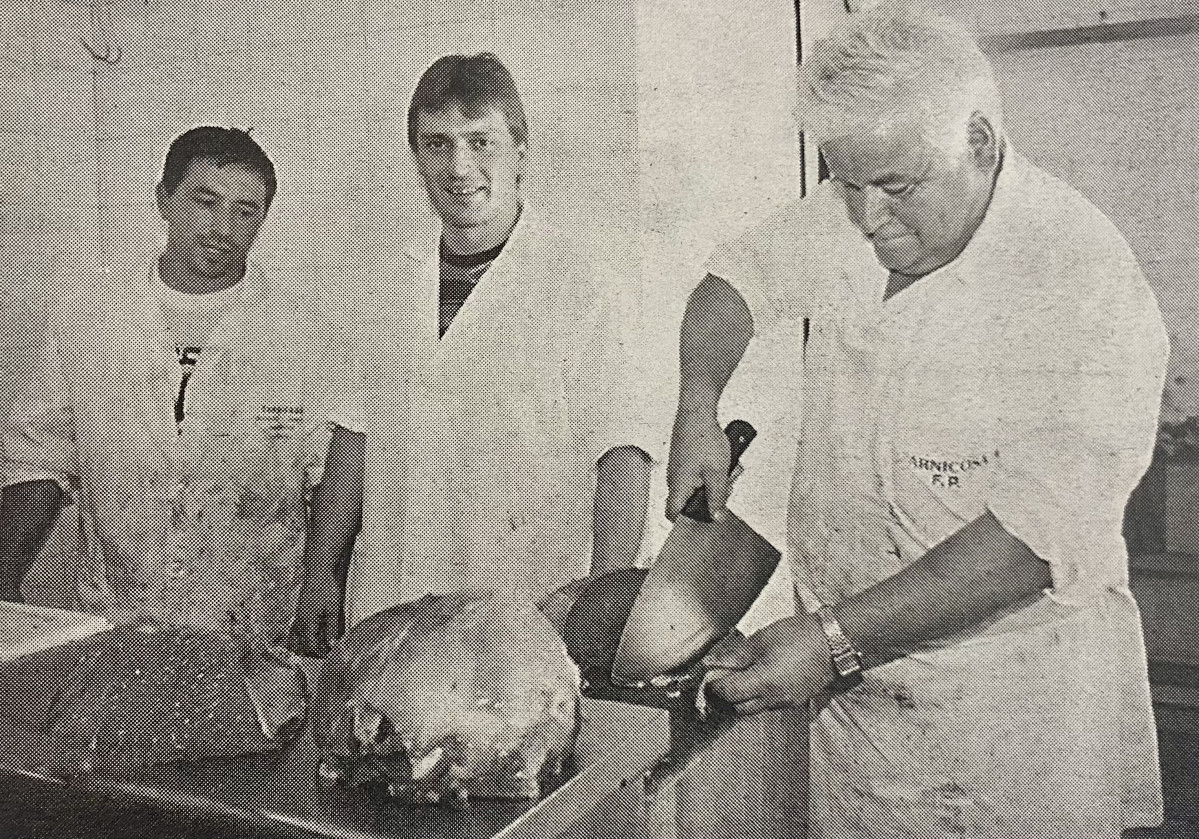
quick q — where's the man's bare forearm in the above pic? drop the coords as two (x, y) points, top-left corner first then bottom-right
(591, 445), (652, 575)
(678, 274), (753, 412)
(832, 511), (1053, 669)
(303, 427), (365, 574)
(0, 479), (66, 599)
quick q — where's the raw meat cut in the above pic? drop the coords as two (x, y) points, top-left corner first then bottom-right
(312, 591), (580, 804)
(39, 624), (307, 773)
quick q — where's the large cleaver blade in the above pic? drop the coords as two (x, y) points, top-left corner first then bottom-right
(610, 420), (781, 682)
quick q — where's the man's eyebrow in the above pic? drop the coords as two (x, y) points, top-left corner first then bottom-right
(418, 129), (497, 140)
(877, 159), (932, 184)
(193, 186), (261, 210)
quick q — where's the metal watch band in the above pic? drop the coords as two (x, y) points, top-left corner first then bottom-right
(815, 606), (864, 688)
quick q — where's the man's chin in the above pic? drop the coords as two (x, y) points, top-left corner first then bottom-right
(872, 243), (922, 274)
(190, 259), (243, 283)
(436, 199), (488, 221)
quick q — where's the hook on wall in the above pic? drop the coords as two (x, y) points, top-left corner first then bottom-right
(80, 36), (122, 65)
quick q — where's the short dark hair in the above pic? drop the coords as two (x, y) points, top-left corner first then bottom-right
(407, 53), (528, 150)
(160, 126), (278, 208)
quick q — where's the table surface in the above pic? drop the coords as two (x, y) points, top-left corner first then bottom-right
(0, 644), (674, 839)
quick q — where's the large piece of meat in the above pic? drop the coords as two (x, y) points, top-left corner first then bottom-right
(312, 591), (580, 804)
(36, 624), (307, 773)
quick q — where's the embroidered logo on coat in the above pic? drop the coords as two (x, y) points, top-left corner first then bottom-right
(908, 451), (999, 488)
(256, 405), (304, 438)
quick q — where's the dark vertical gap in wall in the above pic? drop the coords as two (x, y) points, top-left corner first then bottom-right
(795, 0), (806, 197)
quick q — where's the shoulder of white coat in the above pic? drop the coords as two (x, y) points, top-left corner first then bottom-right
(248, 264), (349, 349)
(508, 206), (591, 267)
(508, 211), (625, 304)
(44, 259), (145, 333)
(707, 187), (847, 278)
(996, 157), (1166, 356)
(399, 235), (434, 266)
(1024, 161), (1152, 294)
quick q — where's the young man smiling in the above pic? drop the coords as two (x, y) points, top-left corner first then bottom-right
(293, 54), (656, 646)
(0, 127), (363, 638)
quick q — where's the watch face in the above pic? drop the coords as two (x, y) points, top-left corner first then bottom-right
(838, 669), (864, 689)
(831, 650), (863, 683)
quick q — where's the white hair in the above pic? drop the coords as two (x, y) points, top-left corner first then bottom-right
(798, 2), (1003, 155)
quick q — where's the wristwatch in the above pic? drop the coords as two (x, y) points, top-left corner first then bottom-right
(815, 606), (864, 690)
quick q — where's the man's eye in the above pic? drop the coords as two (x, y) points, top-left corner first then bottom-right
(423, 139), (448, 151)
(882, 183), (915, 197)
(194, 196), (216, 207)
(472, 136), (494, 150)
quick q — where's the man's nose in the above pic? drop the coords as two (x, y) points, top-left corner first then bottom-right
(859, 187), (892, 235)
(209, 206), (234, 239)
(450, 141), (477, 177)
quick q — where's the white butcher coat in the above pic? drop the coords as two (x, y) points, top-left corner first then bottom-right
(3, 259), (354, 637)
(347, 206), (660, 627)
(707, 151), (1167, 837)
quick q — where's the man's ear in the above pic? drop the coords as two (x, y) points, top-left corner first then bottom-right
(966, 112), (999, 172)
(515, 143), (528, 186)
(155, 181), (170, 219)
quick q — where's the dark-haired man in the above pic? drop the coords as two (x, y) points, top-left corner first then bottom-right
(0, 127), (363, 638)
(293, 53), (656, 644)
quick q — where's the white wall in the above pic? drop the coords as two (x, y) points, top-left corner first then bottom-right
(988, 29), (1199, 422)
(3, 0), (1194, 545)
(0, 0), (96, 426)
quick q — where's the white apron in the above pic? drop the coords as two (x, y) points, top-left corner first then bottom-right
(793, 262), (1162, 838)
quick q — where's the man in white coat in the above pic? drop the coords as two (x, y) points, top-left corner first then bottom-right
(667, 5), (1166, 836)
(0, 127), (363, 638)
(293, 53), (657, 647)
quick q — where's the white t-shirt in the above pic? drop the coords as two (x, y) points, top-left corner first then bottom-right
(156, 272), (242, 352)
(156, 270), (242, 426)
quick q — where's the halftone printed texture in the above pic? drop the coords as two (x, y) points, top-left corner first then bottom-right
(312, 591), (579, 803)
(2, 1), (1197, 838)
(44, 625), (307, 773)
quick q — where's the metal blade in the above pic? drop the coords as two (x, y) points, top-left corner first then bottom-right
(610, 510), (781, 681)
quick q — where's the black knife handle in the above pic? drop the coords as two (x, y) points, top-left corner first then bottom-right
(680, 419), (757, 523)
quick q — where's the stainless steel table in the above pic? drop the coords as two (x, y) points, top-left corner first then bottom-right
(0, 645), (671, 839)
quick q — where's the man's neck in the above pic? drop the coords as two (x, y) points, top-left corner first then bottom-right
(441, 202), (522, 257)
(883, 272), (921, 301)
(158, 252), (244, 295)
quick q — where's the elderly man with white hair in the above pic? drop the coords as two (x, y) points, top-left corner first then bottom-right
(666, 3), (1167, 836)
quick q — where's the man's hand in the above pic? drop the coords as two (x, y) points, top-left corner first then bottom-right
(290, 566), (346, 657)
(665, 408), (732, 522)
(700, 614), (835, 716)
